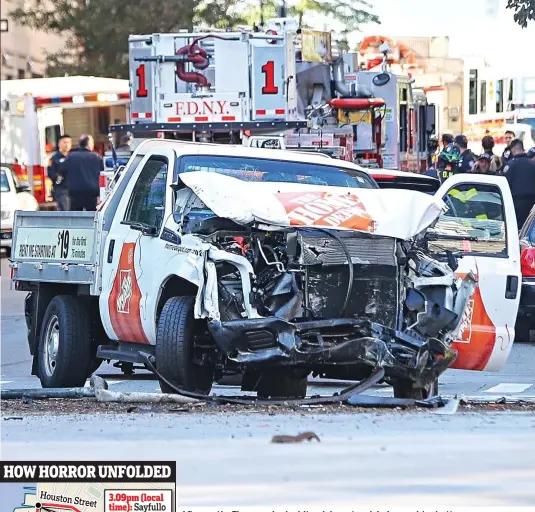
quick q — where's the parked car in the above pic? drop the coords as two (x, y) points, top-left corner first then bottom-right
(517, 206), (535, 341)
(1, 166), (38, 255)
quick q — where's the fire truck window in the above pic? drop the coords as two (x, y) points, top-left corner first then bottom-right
(45, 125), (61, 153)
(429, 183), (506, 257)
(468, 69), (478, 115)
(399, 104), (408, 153)
(97, 107), (110, 135)
(480, 81), (487, 113)
(496, 80), (504, 113)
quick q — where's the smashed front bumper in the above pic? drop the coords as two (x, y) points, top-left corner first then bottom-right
(208, 317), (457, 386)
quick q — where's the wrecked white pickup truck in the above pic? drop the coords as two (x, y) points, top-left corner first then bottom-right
(10, 141), (521, 399)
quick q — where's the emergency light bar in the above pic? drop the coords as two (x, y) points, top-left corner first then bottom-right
(34, 92), (130, 106)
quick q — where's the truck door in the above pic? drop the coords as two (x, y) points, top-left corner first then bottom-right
(99, 146), (176, 345)
(431, 174), (521, 371)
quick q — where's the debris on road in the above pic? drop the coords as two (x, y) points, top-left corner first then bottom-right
(1, 388), (96, 400)
(271, 432), (321, 443)
(94, 388), (200, 405)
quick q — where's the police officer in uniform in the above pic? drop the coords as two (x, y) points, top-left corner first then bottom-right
(454, 135), (476, 173)
(505, 139), (535, 229)
(47, 134), (72, 211)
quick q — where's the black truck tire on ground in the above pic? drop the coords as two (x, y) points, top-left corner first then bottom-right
(156, 296), (215, 395)
(37, 295), (93, 388)
(515, 316), (533, 342)
(393, 378), (439, 400)
(255, 371), (308, 399)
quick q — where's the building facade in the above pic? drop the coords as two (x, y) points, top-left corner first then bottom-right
(0, 0), (66, 80)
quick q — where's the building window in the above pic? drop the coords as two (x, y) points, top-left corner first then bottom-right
(480, 81), (487, 113)
(496, 79), (504, 113)
(18, 69), (25, 79)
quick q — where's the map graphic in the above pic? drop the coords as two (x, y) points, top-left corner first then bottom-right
(11, 482), (174, 512)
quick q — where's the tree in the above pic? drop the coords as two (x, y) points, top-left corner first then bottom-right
(246, 0), (379, 33)
(506, 0), (534, 28)
(9, 0), (245, 78)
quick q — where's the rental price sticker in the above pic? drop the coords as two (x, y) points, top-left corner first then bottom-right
(104, 489), (172, 512)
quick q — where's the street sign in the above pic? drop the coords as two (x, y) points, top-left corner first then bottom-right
(0, 19), (8, 32)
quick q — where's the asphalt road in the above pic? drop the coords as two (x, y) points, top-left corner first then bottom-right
(2, 256), (535, 507)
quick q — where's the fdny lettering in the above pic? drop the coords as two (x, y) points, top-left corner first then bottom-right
(176, 100), (228, 116)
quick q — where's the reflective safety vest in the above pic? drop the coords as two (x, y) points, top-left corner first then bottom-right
(448, 187), (488, 220)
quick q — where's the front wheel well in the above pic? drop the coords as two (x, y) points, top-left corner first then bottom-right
(156, 275), (198, 321)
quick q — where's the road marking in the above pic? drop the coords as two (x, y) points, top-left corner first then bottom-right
(484, 383), (533, 394)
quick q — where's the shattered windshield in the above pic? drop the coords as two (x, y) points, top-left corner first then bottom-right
(175, 155), (377, 188)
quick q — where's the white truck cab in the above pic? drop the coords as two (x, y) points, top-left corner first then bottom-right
(10, 140), (521, 398)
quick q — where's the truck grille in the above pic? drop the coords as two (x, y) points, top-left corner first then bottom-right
(298, 234), (397, 267)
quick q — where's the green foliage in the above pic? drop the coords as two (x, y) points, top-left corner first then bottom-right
(246, 0), (379, 31)
(506, 0), (534, 28)
(9, 0), (244, 78)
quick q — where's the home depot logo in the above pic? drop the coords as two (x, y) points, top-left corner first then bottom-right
(457, 298), (475, 344)
(116, 270), (133, 314)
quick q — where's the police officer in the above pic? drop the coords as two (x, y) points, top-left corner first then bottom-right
(505, 139), (535, 230)
(454, 135), (476, 173)
(62, 134), (104, 211)
(47, 134), (72, 211)
(501, 130), (516, 169)
(472, 153), (496, 175)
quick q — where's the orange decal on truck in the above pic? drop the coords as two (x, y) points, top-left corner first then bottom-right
(450, 273), (496, 371)
(108, 242), (149, 344)
(275, 191), (376, 232)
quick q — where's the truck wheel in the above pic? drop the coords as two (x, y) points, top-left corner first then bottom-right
(156, 296), (215, 395)
(255, 370), (308, 399)
(393, 378), (439, 400)
(38, 295), (93, 388)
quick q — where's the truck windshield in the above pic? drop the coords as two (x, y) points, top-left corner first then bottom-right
(1, 170), (11, 193)
(175, 155), (376, 189)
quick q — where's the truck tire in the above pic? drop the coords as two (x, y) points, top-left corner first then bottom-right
(393, 378), (439, 400)
(255, 370), (308, 399)
(156, 296), (215, 395)
(38, 295), (93, 388)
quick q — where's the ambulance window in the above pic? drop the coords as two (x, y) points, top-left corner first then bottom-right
(45, 125), (61, 153)
(508, 79), (514, 103)
(468, 69), (478, 115)
(480, 81), (487, 113)
(429, 183), (507, 256)
(496, 80), (504, 113)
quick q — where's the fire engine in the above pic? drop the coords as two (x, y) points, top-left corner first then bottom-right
(0, 76), (129, 205)
(108, 19), (436, 176)
(463, 60), (535, 154)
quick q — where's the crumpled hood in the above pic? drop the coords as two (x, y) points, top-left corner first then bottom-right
(179, 171), (446, 240)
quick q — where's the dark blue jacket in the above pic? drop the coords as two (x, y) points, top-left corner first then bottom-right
(62, 148), (103, 196)
(505, 154), (535, 198)
(47, 151), (68, 191)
